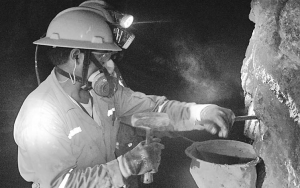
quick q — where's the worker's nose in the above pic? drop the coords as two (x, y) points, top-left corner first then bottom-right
(104, 59), (115, 74)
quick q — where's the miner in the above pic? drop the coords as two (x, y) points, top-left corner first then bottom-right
(13, 4), (235, 188)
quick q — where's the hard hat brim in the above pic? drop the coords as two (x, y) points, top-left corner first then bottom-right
(33, 37), (122, 51)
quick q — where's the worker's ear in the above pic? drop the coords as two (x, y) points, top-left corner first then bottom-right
(70, 48), (80, 61)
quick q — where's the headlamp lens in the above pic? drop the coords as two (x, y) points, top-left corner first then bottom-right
(108, 10), (134, 28)
(120, 15), (134, 28)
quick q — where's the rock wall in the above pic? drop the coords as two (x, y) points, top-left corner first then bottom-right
(242, 0), (300, 187)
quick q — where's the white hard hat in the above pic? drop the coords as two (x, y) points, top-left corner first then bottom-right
(33, 7), (121, 51)
(79, 0), (114, 23)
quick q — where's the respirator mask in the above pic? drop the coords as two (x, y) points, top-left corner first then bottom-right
(55, 50), (121, 98)
(80, 50), (123, 98)
(87, 59), (119, 97)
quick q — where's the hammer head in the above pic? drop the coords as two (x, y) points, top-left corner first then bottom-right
(131, 112), (170, 131)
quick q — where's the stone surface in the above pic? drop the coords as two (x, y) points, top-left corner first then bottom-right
(242, 0), (300, 187)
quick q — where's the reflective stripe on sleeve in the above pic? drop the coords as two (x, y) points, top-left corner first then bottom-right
(58, 168), (74, 188)
(157, 101), (168, 113)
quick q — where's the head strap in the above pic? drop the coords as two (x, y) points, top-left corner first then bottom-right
(55, 66), (84, 83)
(81, 50), (91, 89)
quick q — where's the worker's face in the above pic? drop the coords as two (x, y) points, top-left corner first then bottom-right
(79, 51), (111, 79)
(87, 61), (99, 79)
(86, 51), (118, 97)
(91, 51), (116, 74)
(78, 50), (117, 89)
(91, 51), (116, 65)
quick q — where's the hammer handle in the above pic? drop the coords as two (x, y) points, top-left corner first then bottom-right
(234, 115), (258, 122)
(142, 129), (153, 184)
(145, 129), (151, 145)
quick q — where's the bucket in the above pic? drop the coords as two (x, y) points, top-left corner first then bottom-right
(185, 140), (259, 188)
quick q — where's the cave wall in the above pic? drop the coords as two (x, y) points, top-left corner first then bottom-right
(242, 0), (300, 187)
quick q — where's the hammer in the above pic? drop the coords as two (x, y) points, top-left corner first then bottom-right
(131, 112), (170, 184)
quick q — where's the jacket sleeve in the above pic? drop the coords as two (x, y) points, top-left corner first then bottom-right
(114, 86), (200, 131)
(14, 100), (126, 188)
(51, 160), (125, 188)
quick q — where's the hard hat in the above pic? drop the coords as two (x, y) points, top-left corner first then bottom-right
(33, 7), (121, 51)
(79, 0), (134, 28)
(79, 0), (114, 23)
(80, 0), (112, 9)
(79, 1), (135, 49)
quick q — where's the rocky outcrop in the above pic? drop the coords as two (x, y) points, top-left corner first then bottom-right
(242, 0), (300, 187)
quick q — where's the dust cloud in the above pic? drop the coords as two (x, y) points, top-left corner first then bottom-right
(169, 36), (244, 109)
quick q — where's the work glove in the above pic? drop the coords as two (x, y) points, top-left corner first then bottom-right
(117, 138), (164, 178)
(190, 104), (235, 137)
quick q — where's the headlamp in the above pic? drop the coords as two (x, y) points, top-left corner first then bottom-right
(119, 14), (134, 28)
(108, 10), (134, 28)
(113, 27), (135, 49)
(103, 10), (135, 49)
(79, 1), (135, 49)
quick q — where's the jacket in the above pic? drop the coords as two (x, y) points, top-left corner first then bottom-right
(14, 68), (198, 188)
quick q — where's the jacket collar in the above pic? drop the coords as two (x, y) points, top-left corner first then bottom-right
(49, 68), (79, 113)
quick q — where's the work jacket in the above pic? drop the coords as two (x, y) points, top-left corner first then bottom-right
(14, 68), (198, 188)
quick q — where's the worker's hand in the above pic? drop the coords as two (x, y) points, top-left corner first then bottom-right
(117, 138), (164, 178)
(191, 104), (235, 137)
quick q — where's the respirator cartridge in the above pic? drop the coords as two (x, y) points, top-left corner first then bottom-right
(88, 69), (119, 98)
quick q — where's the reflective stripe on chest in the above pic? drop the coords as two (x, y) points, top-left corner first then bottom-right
(68, 127), (82, 139)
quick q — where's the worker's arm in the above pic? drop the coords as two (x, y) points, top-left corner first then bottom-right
(14, 101), (125, 188)
(51, 141), (164, 188)
(114, 86), (235, 137)
(51, 160), (124, 188)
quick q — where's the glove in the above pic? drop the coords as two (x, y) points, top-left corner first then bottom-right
(117, 138), (164, 178)
(190, 104), (235, 137)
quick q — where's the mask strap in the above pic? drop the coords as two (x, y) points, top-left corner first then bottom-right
(70, 60), (77, 85)
(82, 50), (91, 88)
(89, 52), (104, 71)
(103, 67), (118, 98)
(55, 67), (83, 83)
(113, 65), (126, 86)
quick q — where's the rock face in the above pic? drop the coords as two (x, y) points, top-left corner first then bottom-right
(242, 0), (300, 187)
